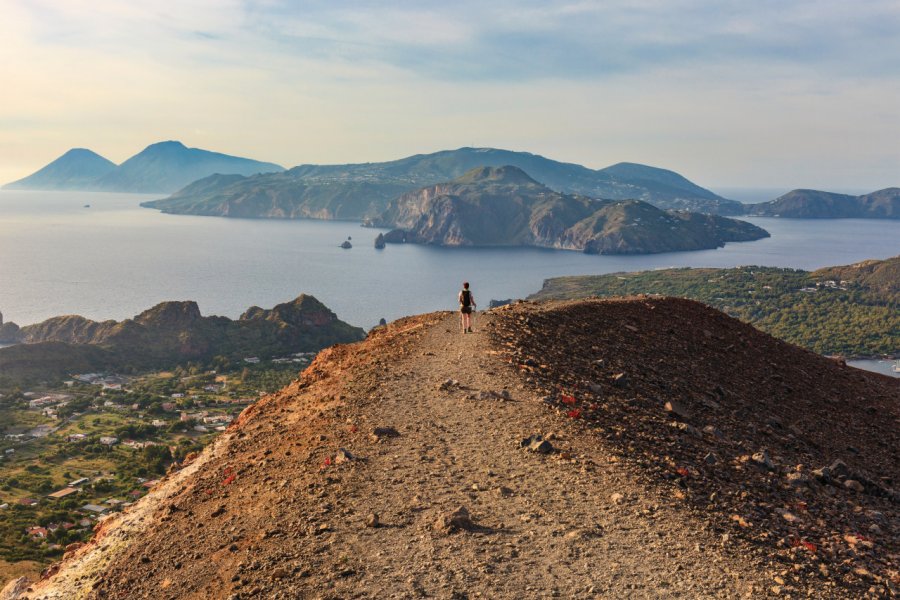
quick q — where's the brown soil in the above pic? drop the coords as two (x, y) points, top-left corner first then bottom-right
(9, 298), (900, 599)
(0, 563), (41, 587)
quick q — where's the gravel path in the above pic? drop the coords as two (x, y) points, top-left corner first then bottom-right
(15, 310), (783, 599)
(287, 312), (768, 599)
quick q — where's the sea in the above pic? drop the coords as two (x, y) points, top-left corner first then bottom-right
(0, 189), (898, 375)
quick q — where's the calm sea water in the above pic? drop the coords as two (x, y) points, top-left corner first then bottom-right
(1, 190), (899, 339)
(847, 360), (900, 379)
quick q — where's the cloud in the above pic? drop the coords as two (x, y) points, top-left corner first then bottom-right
(0, 0), (898, 188)
(219, 1), (900, 82)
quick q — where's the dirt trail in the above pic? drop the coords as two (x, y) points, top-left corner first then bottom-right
(304, 311), (769, 599)
(18, 310), (778, 599)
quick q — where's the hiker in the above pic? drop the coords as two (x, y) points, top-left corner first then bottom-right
(458, 281), (476, 333)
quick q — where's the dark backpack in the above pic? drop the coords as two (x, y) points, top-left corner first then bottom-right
(461, 290), (471, 307)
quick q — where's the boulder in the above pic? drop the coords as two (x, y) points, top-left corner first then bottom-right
(520, 434), (554, 454)
(433, 506), (474, 534)
(751, 450), (775, 471)
(664, 400), (691, 419)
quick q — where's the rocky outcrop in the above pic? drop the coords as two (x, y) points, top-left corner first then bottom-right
(0, 295), (365, 382)
(0, 320), (20, 343)
(374, 166), (768, 254)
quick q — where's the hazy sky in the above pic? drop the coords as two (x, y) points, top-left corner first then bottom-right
(2, 0), (898, 190)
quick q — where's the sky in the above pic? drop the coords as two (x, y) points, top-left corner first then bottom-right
(1, 0), (898, 191)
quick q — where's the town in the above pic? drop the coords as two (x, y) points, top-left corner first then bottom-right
(0, 352), (316, 576)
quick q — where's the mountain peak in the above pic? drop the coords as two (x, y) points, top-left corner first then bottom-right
(4, 141), (284, 194)
(134, 301), (202, 327)
(142, 140), (188, 152)
(1, 147), (116, 191)
(453, 165), (539, 185)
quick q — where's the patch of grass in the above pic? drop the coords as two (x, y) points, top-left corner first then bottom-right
(0, 558), (43, 582)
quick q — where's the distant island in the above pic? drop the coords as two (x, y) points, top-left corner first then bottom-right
(370, 166), (768, 254)
(529, 255), (900, 357)
(3, 141), (284, 194)
(140, 146), (743, 217)
(744, 188), (900, 218)
(0, 295), (364, 383)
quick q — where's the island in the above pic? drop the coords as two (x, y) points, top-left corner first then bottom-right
(140, 146), (744, 219)
(370, 166), (768, 254)
(3, 141), (284, 194)
(744, 188), (899, 218)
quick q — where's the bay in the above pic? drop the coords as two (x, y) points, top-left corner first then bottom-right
(1, 190), (899, 333)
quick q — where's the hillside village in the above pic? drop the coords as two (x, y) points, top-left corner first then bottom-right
(0, 353), (315, 572)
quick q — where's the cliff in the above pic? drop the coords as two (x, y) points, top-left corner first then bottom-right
(374, 166), (767, 254)
(6, 298), (897, 599)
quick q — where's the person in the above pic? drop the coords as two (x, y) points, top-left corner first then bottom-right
(458, 281), (476, 333)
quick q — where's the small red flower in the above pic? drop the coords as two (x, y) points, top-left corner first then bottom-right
(567, 408), (582, 419)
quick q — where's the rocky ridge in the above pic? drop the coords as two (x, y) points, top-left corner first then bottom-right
(3, 299), (897, 598)
(0, 295), (364, 382)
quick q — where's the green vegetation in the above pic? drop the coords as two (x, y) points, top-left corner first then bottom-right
(0, 356), (310, 568)
(530, 257), (900, 358)
(141, 147), (742, 220)
(374, 166), (767, 254)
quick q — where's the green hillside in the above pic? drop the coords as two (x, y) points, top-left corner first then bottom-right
(142, 147), (743, 219)
(529, 257), (900, 357)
